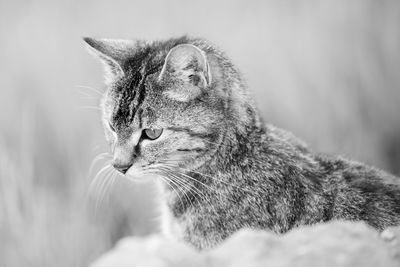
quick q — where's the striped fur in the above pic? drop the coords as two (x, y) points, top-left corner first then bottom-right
(85, 36), (400, 249)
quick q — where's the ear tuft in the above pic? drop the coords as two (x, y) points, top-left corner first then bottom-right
(83, 37), (136, 83)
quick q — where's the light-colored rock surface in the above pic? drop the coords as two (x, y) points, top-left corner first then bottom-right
(90, 221), (400, 267)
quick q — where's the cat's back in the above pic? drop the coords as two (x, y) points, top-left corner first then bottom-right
(317, 154), (400, 186)
(258, 125), (400, 229)
(315, 154), (400, 229)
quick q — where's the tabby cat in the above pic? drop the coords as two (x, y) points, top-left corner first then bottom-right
(84, 36), (400, 249)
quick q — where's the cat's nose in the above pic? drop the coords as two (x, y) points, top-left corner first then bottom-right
(112, 163), (132, 174)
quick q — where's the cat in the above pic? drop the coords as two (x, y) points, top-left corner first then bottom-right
(84, 36), (400, 250)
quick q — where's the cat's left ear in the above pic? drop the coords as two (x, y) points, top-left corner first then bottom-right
(159, 44), (212, 101)
(83, 37), (135, 83)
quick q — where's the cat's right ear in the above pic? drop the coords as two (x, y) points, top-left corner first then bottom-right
(83, 37), (134, 83)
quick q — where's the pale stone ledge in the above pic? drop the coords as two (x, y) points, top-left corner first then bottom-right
(90, 221), (400, 267)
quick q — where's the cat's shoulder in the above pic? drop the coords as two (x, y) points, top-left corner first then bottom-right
(264, 124), (310, 153)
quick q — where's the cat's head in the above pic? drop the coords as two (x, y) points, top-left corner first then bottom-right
(84, 36), (253, 180)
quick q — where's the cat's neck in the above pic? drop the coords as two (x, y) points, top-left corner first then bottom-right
(192, 109), (265, 185)
(162, 108), (264, 216)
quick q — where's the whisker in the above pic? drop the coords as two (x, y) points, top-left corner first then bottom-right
(88, 152), (112, 176)
(91, 144), (101, 152)
(174, 168), (236, 203)
(75, 85), (103, 96)
(88, 164), (112, 199)
(159, 159), (252, 198)
(157, 172), (186, 209)
(76, 106), (102, 111)
(159, 166), (220, 216)
(159, 168), (195, 206)
(175, 173), (219, 216)
(166, 171), (208, 208)
(80, 96), (98, 100)
(99, 170), (117, 207)
(176, 164), (248, 191)
(184, 167), (235, 187)
(152, 165), (194, 205)
(77, 90), (93, 98)
(94, 167), (115, 212)
(160, 158), (235, 188)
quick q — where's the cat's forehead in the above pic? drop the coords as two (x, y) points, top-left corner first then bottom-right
(105, 53), (166, 128)
(102, 37), (203, 128)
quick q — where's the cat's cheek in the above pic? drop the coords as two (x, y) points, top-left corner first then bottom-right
(142, 138), (173, 159)
(140, 144), (162, 161)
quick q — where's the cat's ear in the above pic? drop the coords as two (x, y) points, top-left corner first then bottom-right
(83, 37), (134, 82)
(159, 44), (212, 101)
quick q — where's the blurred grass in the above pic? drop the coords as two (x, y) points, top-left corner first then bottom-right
(0, 101), (157, 266)
(0, 0), (399, 266)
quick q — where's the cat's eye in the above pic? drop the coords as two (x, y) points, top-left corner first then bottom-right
(143, 128), (163, 140)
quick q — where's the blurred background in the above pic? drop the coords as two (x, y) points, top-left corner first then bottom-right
(0, 0), (399, 266)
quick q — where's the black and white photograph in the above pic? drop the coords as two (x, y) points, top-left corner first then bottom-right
(1, 1), (400, 266)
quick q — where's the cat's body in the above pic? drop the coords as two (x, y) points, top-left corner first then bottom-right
(84, 36), (400, 250)
(161, 124), (400, 249)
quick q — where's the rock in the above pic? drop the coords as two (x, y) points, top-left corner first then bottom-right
(382, 226), (400, 261)
(211, 221), (398, 267)
(90, 221), (400, 267)
(381, 229), (396, 242)
(89, 235), (203, 267)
